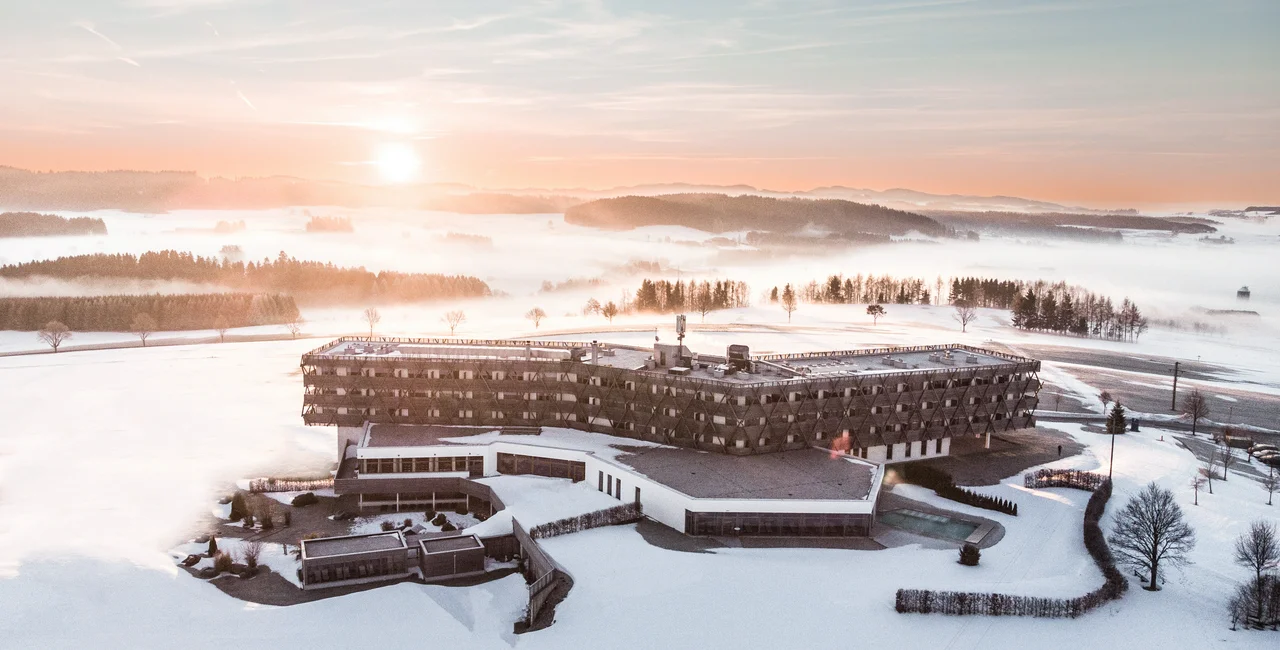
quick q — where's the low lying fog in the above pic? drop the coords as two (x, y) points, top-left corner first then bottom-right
(0, 207), (1275, 324)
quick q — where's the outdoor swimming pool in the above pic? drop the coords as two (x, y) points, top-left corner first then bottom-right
(878, 509), (979, 541)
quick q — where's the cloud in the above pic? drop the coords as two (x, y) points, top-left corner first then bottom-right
(117, 57), (142, 67)
(74, 22), (123, 51)
(236, 89), (256, 111)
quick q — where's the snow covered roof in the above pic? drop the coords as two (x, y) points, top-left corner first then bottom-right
(301, 531), (407, 559)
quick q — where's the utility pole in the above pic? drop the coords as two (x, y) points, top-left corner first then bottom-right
(1171, 361), (1180, 411)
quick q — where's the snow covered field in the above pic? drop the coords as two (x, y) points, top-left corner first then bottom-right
(1, 323), (1277, 648)
(1, 209), (1278, 648)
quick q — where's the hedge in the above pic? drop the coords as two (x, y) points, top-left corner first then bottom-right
(897, 464), (1018, 516)
(529, 503), (643, 539)
(895, 477), (1126, 619)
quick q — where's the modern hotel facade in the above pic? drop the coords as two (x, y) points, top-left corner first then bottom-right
(301, 336), (1041, 463)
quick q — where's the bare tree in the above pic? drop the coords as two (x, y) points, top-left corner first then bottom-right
(1234, 520), (1279, 623)
(1108, 481), (1196, 591)
(362, 307), (381, 337)
(952, 300), (977, 333)
(1262, 464), (1277, 506)
(1189, 475), (1206, 506)
(1182, 388), (1210, 436)
(1099, 390), (1113, 414)
(441, 310), (466, 336)
(1201, 449), (1217, 494)
(582, 298), (601, 316)
(781, 284), (797, 322)
(213, 314), (230, 343)
(37, 320), (72, 353)
(241, 540), (263, 569)
(1219, 442), (1236, 482)
(601, 301), (619, 323)
(693, 286), (714, 322)
(866, 304), (885, 325)
(525, 307), (546, 329)
(285, 314), (305, 339)
(131, 313), (157, 347)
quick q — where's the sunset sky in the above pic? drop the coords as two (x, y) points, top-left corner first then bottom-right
(2, 0), (1276, 206)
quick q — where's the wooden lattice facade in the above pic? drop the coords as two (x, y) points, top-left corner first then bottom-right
(301, 337), (1040, 457)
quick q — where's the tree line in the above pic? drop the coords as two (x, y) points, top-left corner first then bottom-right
(633, 279), (751, 316)
(0, 293), (299, 331)
(780, 273), (1148, 341)
(0, 251), (491, 304)
(0, 212), (107, 237)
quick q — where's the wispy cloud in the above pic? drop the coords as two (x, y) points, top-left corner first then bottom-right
(74, 22), (123, 51)
(236, 89), (256, 111)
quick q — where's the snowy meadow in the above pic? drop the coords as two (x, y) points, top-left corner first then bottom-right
(0, 208), (1278, 648)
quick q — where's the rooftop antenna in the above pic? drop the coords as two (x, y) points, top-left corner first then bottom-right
(675, 314), (686, 349)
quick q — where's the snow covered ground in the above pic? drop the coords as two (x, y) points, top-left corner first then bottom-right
(1, 208), (1278, 647)
(0, 332), (1276, 648)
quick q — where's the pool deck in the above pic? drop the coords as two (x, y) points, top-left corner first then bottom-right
(874, 486), (1005, 549)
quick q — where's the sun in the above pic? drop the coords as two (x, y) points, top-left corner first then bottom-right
(374, 143), (422, 184)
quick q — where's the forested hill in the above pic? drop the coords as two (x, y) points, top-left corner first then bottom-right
(0, 251), (492, 305)
(563, 194), (947, 236)
(0, 212), (107, 237)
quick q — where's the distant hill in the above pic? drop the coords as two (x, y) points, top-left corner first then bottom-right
(0, 166), (579, 214)
(921, 210), (1216, 235)
(0, 211), (107, 237)
(564, 194), (947, 237)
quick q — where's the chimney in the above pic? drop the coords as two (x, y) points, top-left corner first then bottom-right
(591, 340), (600, 364)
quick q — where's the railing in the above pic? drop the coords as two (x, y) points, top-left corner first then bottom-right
(513, 517), (568, 627)
(301, 339), (1040, 392)
(753, 343), (1034, 365)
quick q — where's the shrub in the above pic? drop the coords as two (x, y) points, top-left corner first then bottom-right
(455, 504), (469, 515)
(380, 520), (396, 532)
(431, 513), (447, 527)
(207, 537), (218, 557)
(528, 502), (643, 539)
(897, 465), (1017, 516)
(424, 509), (436, 521)
(229, 493), (247, 522)
(960, 543), (981, 566)
(243, 512), (255, 528)
(241, 541), (263, 569)
(441, 521), (458, 532)
(213, 551), (233, 574)
(291, 492), (319, 507)
(283, 510), (292, 527)
(403, 518), (413, 529)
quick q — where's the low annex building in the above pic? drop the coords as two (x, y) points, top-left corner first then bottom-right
(299, 531), (413, 590)
(334, 423), (885, 538)
(301, 336), (1041, 462)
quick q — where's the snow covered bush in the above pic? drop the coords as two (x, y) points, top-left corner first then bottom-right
(1025, 468), (1107, 491)
(529, 502), (643, 539)
(959, 543), (981, 566)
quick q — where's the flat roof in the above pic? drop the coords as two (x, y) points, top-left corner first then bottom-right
(615, 447), (877, 501)
(420, 535), (484, 553)
(303, 531), (406, 558)
(769, 347), (1013, 378)
(306, 338), (1030, 388)
(364, 424), (500, 448)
